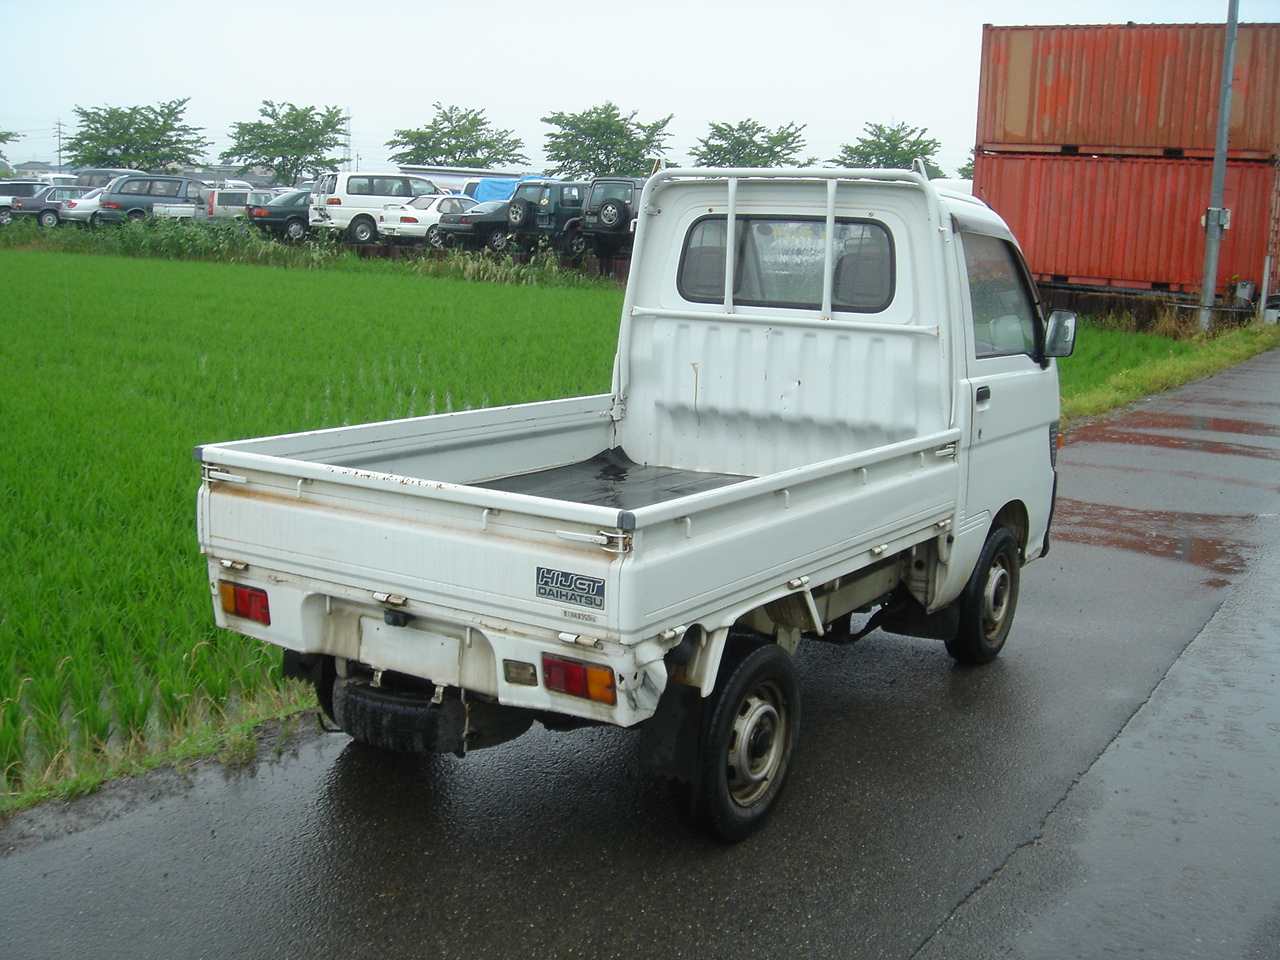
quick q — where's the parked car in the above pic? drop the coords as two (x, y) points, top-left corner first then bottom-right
(96, 174), (210, 223)
(0, 180), (48, 224)
(434, 200), (514, 251)
(574, 176), (647, 257)
(378, 194), (478, 245)
(310, 172), (442, 243)
(246, 189), (313, 241)
(73, 168), (143, 189)
(506, 179), (588, 255)
(61, 187), (105, 227)
(10, 185), (90, 226)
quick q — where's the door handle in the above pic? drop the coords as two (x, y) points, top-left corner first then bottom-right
(976, 385), (991, 402)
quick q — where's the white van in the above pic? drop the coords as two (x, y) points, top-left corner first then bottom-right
(310, 172), (441, 243)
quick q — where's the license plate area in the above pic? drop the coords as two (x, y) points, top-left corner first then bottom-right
(358, 617), (461, 686)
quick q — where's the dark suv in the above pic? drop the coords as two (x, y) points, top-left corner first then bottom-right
(505, 179), (588, 255)
(96, 174), (210, 222)
(575, 176), (647, 257)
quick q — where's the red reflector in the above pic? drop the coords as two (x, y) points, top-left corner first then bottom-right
(543, 656), (589, 697)
(219, 580), (271, 625)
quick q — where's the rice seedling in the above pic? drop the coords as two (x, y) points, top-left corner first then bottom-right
(0, 247), (622, 805)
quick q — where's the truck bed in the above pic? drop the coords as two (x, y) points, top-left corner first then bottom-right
(477, 447), (750, 510)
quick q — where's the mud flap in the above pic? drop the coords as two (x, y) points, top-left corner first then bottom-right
(638, 680), (705, 783)
(877, 594), (961, 641)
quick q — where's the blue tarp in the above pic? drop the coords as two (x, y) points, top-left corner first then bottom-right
(468, 175), (556, 203)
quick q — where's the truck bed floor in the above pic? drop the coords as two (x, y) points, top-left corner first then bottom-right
(476, 447), (750, 510)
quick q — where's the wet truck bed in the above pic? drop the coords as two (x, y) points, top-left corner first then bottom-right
(477, 447), (751, 510)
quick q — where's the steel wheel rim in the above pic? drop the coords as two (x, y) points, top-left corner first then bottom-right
(725, 679), (788, 807)
(982, 556), (1012, 639)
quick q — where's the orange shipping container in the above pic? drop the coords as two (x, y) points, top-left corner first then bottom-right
(973, 152), (1280, 295)
(977, 23), (1280, 159)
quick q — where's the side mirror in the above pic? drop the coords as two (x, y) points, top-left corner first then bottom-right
(1044, 309), (1077, 358)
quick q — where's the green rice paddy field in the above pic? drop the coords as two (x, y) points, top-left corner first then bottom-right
(2, 247), (1277, 807)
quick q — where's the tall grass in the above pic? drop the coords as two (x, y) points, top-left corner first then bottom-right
(0, 249), (622, 805)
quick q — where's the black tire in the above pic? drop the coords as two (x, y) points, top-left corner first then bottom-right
(38, 210), (59, 228)
(347, 217), (377, 244)
(561, 230), (587, 257)
(685, 643), (800, 842)
(314, 656), (338, 724)
(332, 675), (445, 754)
(597, 198), (629, 230)
(283, 218), (307, 242)
(127, 209), (146, 221)
(486, 227), (510, 252)
(0, 207), (11, 225)
(424, 224), (444, 248)
(946, 525), (1021, 665)
(89, 212), (101, 229)
(507, 198), (532, 228)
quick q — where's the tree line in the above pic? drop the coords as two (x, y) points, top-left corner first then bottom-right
(2, 99), (972, 185)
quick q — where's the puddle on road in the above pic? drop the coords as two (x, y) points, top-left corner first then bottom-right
(1052, 498), (1256, 586)
(1067, 412), (1280, 459)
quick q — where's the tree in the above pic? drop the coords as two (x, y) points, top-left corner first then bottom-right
(221, 101), (346, 186)
(386, 103), (528, 169)
(67, 98), (211, 172)
(690, 119), (815, 168)
(829, 121), (945, 179)
(956, 149), (976, 181)
(541, 102), (672, 179)
(0, 130), (18, 163)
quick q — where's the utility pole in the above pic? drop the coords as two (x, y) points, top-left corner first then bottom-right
(1198, 0), (1239, 333)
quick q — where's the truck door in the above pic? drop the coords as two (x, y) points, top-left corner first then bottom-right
(959, 230), (1059, 557)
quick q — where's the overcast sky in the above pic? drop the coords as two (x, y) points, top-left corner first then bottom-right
(3, 0), (1276, 178)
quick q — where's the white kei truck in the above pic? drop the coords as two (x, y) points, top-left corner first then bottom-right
(196, 168), (1076, 842)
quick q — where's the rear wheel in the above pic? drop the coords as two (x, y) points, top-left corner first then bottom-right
(946, 525), (1021, 664)
(681, 642), (800, 842)
(347, 217), (377, 244)
(283, 218), (307, 242)
(561, 230), (587, 257)
(424, 224), (444, 248)
(38, 210), (59, 228)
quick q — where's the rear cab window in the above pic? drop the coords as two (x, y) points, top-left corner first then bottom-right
(678, 215), (895, 313)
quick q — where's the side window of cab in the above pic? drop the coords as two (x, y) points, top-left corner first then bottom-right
(962, 232), (1040, 359)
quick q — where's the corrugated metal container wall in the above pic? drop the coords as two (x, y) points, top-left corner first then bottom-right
(973, 153), (1280, 294)
(977, 23), (1280, 159)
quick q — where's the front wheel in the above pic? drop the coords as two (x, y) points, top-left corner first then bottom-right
(946, 525), (1021, 665)
(685, 642), (800, 842)
(486, 227), (510, 252)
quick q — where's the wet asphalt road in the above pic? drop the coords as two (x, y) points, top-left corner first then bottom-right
(3, 352), (1279, 960)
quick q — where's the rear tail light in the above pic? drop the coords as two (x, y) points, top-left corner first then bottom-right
(101, 200), (120, 209)
(326, 197), (342, 205)
(250, 208), (269, 217)
(400, 215), (419, 224)
(542, 654), (616, 705)
(218, 581), (271, 625)
(460, 216), (472, 224)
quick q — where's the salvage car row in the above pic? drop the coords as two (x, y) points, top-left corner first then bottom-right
(1, 170), (650, 257)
